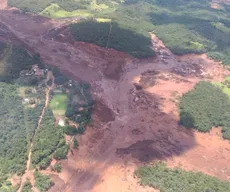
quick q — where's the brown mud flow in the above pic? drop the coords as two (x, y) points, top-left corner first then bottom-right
(1, 8), (230, 192)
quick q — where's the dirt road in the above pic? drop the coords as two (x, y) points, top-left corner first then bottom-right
(17, 71), (54, 192)
(1, 8), (230, 192)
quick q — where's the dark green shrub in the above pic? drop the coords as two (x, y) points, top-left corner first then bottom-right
(73, 138), (79, 149)
(63, 126), (78, 135)
(34, 172), (54, 192)
(38, 157), (51, 170)
(179, 81), (230, 139)
(76, 125), (85, 135)
(52, 163), (62, 173)
(70, 20), (155, 58)
(53, 145), (69, 160)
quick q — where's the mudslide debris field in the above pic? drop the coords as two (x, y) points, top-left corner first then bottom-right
(1, 5), (230, 192)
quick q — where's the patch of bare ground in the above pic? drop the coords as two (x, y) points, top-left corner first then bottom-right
(1, 9), (230, 192)
(0, 0), (7, 10)
(211, 2), (221, 9)
(212, 0), (230, 5)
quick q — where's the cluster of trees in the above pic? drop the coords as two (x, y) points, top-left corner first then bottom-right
(0, 42), (6, 57)
(8, 0), (91, 13)
(8, 0), (123, 13)
(146, 0), (230, 63)
(104, 0), (230, 63)
(7, 48), (42, 79)
(24, 87), (46, 141)
(31, 109), (68, 169)
(152, 24), (208, 55)
(63, 124), (85, 135)
(0, 83), (31, 182)
(135, 162), (230, 192)
(0, 82), (46, 184)
(51, 67), (68, 84)
(34, 172), (53, 192)
(70, 20), (154, 58)
(0, 42), (48, 185)
(73, 138), (79, 148)
(51, 163), (62, 173)
(0, 181), (19, 192)
(179, 81), (230, 139)
(96, 0), (121, 7)
(22, 180), (33, 192)
(70, 21), (110, 47)
(65, 81), (93, 134)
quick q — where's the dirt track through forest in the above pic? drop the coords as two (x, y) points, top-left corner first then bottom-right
(1, 5), (230, 192)
(17, 72), (54, 192)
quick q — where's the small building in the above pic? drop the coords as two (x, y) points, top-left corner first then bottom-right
(58, 119), (65, 127)
(24, 98), (29, 103)
(32, 64), (44, 77)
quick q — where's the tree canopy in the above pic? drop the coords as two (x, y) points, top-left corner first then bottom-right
(135, 162), (230, 192)
(179, 81), (230, 139)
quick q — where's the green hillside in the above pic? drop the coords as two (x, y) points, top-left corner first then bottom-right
(7, 0), (230, 62)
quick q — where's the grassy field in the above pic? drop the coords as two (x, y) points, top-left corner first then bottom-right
(40, 4), (93, 18)
(50, 93), (68, 116)
(70, 20), (155, 58)
(213, 76), (230, 97)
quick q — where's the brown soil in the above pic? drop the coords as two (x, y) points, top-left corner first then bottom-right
(0, 0), (7, 10)
(1, 8), (230, 192)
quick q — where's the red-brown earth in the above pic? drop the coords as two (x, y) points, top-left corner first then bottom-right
(1, 3), (230, 192)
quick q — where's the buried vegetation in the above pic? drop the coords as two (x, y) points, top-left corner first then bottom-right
(135, 162), (230, 192)
(40, 3), (93, 18)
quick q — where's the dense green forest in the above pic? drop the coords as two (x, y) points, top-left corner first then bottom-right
(0, 181), (19, 192)
(65, 81), (93, 134)
(0, 42), (92, 179)
(31, 109), (68, 169)
(21, 180), (33, 192)
(8, 0), (92, 13)
(0, 41), (69, 188)
(135, 162), (230, 192)
(179, 81), (230, 139)
(70, 20), (154, 58)
(0, 83), (44, 183)
(7, 0), (230, 62)
(0, 43), (44, 82)
(34, 172), (53, 192)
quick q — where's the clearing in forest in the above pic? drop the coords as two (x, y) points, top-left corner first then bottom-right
(49, 93), (68, 116)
